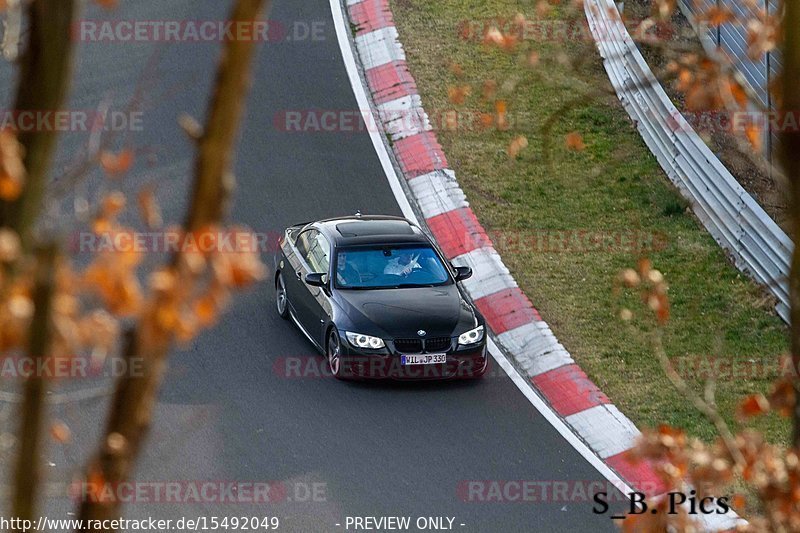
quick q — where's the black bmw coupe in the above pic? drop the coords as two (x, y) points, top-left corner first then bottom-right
(273, 215), (488, 380)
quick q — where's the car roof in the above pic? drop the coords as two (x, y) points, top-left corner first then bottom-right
(313, 215), (431, 247)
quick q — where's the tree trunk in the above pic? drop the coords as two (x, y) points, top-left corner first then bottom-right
(783, 0), (800, 448)
(76, 0), (269, 529)
(11, 245), (57, 529)
(1, 0), (76, 247)
(6, 0), (76, 526)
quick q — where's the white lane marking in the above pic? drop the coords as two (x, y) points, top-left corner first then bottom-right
(328, 0), (636, 497)
(487, 338), (636, 494)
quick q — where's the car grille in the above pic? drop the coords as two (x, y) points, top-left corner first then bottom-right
(393, 339), (423, 353)
(392, 337), (452, 354)
(423, 337), (452, 352)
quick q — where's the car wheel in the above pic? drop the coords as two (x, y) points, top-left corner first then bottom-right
(327, 329), (346, 380)
(275, 272), (289, 319)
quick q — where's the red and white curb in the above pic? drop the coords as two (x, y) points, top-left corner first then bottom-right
(334, 0), (742, 529)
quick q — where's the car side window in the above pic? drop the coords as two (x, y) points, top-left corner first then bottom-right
(295, 229), (316, 261)
(295, 229), (330, 273)
(306, 233), (331, 273)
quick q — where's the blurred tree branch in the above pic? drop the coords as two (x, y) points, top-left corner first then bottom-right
(3, 0), (76, 528)
(1, 0), (76, 248)
(76, 0), (269, 528)
(783, 0), (800, 449)
(11, 244), (57, 529)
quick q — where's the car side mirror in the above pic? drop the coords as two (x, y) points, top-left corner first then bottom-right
(305, 272), (327, 287)
(454, 265), (472, 281)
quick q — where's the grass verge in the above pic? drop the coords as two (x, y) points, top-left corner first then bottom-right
(390, 0), (789, 444)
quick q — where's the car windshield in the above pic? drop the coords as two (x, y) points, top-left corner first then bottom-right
(334, 245), (451, 289)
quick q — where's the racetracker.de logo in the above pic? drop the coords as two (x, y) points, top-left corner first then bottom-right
(0, 355), (144, 379)
(74, 19), (326, 43)
(456, 17), (674, 44)
(69, 480), (327, 504)
(74, 229), (282, 254)
(0, 110), (143, 133)
(457, 480), (648, 503)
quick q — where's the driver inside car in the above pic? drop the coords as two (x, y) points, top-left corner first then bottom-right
(336, 252), (361, 286)
(383, 250), (420, 277)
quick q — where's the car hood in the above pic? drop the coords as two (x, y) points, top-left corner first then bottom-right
(335, 283), (477, 338)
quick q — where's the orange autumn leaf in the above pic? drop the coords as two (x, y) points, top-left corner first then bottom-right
(175, 313), (199, 343)
(654, 293), (670, 324)
(653, 0), (677, 19)
(528, 50), (540, 67)
(676, 69), (693, 91)
(85, 466), (107, 502)
(100, 149), (134, 176)
(447, 85), (471, 105)
(621, 268), (641, 288)
(638, 257), (652, 277)
(457, 21), (473, 41)
(746, 18), (780, 60)
(535, 0), (552, 18)
(449, 63), (464, 78)
(700, 6), (734, 27)
(737, 393), (770, 418)
(83, 260), (143, 317)
(507, 135), (528, 158)
(194, 294), (219, 328)
(227, 253), (267, 288)
(441, 110), (458, 131)
(51, 421), (72, 443)
(0, 128), (25, 200)
(565, 131), (586, 151)
(725, 78), (749, 108)
(657, 424), (686, 446)
(0, 228), (20, 263)
(92, 217), (113, 235)
(744, 122), (762, 152)
(482, 80), (497, 101)
(478, 113), (495, 130)
(482, 27), (505, 46)
(767, 378), (795, 417)
(154, 302), (181, 332)
(495, 100), (509, 130)
(137, 186), (163, 229)
(730, 493), (746, 510)
(101, 191), (126, 218)
(482, 27), (517, 50)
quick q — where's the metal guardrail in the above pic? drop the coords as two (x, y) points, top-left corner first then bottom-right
(678, 0), (777, 109)
(677, 0), (780, 159)
(584, 0), (792, 322)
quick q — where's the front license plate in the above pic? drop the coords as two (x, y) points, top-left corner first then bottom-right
(401, 354), (446, 365)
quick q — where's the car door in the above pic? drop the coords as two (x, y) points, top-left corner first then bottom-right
(292, 229), (331, 344)
(302, 231), (334, 345)
(283, 228), (310, 319)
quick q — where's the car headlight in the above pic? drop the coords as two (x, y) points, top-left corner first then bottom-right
(458, 325), (485, 346)
(345, 332), (385, 350)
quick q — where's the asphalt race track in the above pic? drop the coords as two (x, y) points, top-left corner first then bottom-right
(0, 1), (627, 531)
